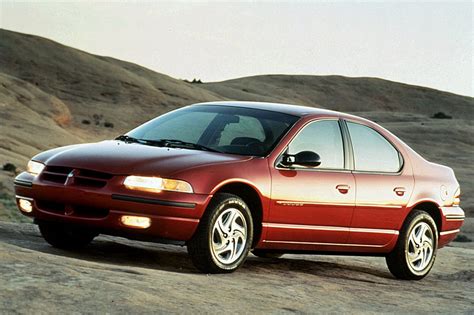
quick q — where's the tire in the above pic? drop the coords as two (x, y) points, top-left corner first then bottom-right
(187, 193), (253, 273)
(38, 220), (96, 250)
(386, 210), (438, 280)
(252, 249), (284, 259)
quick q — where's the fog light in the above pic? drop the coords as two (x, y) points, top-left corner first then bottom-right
(18, 198), (33, 213)
(120, 215), (151, 229)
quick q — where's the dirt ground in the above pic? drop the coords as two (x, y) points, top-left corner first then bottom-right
(0, 221), (472, 314)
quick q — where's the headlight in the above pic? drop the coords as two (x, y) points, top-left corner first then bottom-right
(123, 176), (193, 193)
(27, 161), (45, 176)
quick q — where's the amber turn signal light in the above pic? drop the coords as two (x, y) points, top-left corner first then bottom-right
(453, 188), (461, 206)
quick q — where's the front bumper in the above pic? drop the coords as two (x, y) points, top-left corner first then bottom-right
(14, 172), (212, 242)
(438, 206), (465, 248)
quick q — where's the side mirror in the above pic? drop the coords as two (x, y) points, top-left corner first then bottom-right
(281, 151), (321, 168)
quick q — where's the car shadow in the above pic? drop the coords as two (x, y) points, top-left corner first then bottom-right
(2, 223), (395, 280)
(244, 256), (395, 283)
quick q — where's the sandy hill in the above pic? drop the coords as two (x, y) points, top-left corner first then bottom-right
(202, 75), (473, 117)
(0, 29), (221, 167)
(0, 29), (472, 220)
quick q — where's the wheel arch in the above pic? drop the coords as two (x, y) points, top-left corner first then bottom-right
(211, 180), (265, 247)
(407, 200), (442, 233)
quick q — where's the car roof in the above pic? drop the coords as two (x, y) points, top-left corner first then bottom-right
(191, 101), (351, 118)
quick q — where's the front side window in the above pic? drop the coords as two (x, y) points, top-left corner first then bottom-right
(288, 120), (344, 169)
(347, 122), (401, 173)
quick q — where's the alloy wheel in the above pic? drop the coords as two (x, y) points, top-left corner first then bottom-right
(406, 221), (434, 272)
(210, 207), (248, 265)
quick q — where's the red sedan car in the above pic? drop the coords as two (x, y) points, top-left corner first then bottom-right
(14, 102), (464, 279)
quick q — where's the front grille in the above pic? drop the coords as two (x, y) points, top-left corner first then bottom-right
(41, 166), (73, 184)
(36, 200), (109, 218)
(41, 166), (113, 188)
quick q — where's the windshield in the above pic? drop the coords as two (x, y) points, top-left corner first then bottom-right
(125, 105), (299, 156)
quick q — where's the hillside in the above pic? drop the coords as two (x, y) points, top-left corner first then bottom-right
(0, 28), (473, 219)
(202, 75), (473, 117)
(0, 29), (221, 162)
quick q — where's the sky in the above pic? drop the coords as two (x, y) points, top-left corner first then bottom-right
(0, 1), (472, 97)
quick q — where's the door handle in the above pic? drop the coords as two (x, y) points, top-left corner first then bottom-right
(336, 184), (350, 194)
(394, 187), (406, 196)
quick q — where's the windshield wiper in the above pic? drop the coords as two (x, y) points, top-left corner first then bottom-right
(116, 136), (221, 153)
(147, 139), (222, 153)
(115, 135), (147, 144)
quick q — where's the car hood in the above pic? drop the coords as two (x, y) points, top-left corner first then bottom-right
(33, 140), (252, 176)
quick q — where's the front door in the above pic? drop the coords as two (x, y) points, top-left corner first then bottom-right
(265, 119), (355, 249)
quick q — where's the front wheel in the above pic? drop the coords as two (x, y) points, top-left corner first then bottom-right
(386, 210), (438, 280)
(187, 193), (253, 273)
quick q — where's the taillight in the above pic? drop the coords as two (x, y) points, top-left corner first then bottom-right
(453, 187), (461, 206)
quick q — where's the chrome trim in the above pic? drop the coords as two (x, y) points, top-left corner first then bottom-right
(262, 222), (399, 235)
(356, 203), (403, 209)
(276, 201), (351, 207)
(274, 166), (352, 173)
(15, 195), (34, 201)
(275, 200), (403, 209)
(440, 229), (460, 236)
(263, 240), (384, 248)
(351, 227), (399, 235)
(445, 214), (465, 222)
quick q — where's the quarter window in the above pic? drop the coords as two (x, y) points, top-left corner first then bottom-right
(288, 120), (344, 169)
(347, 122), (401, 172)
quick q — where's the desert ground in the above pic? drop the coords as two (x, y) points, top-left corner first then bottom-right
(0, 29), (473, 313)
(0, 221), (473, 314)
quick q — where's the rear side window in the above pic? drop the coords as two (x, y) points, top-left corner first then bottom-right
(347, 122), (401, 173)
(288, 120), (344, 169)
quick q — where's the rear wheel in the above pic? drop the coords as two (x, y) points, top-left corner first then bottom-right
(187, 193), (253, 273)
(38, 220), (97, 250)
(252, 249), (284, 259)
(386, 210), (438, 280)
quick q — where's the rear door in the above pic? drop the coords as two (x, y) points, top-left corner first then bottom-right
(344, 121), (414, 247)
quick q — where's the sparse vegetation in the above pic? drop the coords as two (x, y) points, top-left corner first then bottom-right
(432, 112), (452, 119)
(2, 163), (16, 173)
(82, 115), (113, 128)
(93, 114), (104, 125)
(0, 182), (29, 222)
(184, 78), (203, 84)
